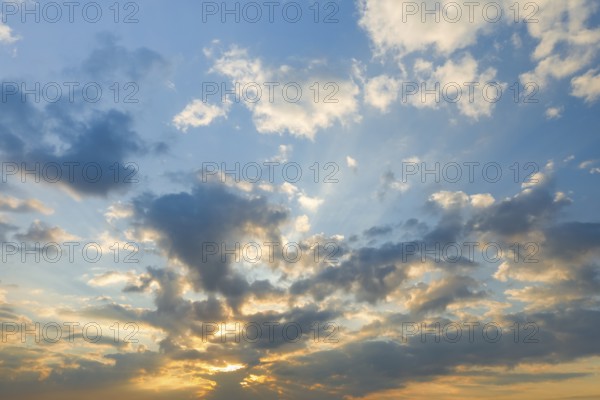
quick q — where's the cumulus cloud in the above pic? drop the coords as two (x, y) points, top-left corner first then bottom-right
(377, 169), (410, 200)
(545, 106), (564, 119)
(0, 39), (157, 197)
(429, 191), (495, 210)
(346, 156), (357, 170)
(520, 0), (600, 86)
(364, 74), (401, 112)
(14, 220), (78, 242)
(297, 194), (324, 212)
(411, 54), (504, 119)
(130, 183), (288, 308)
(0, 22), (18, 44)
(0, 195), (53, 214)
(357, 0), (495, 58)
(295, 215), (311, 233)
(571, 69), (600, 103)
(180, 46), (362, 139)
(172, 100), (229, 131)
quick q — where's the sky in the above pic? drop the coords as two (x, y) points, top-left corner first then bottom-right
(0, 0), (600, 398)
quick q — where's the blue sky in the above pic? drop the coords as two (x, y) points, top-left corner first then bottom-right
(1, 1), (600, 399)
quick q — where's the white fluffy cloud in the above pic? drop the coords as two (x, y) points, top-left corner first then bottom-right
(173, 99), (229, 132)
(520, 0), (600, 86)
(571, 69), (600, 103)
(364, 74), (401, 112)
(357, 0), (495, 58)
(410, 54), (503, 119)
(429, 191), (495, 209)
(346, 156), (358, 169)
(358, 0), (600, 105)
(0, 195), (53, 215)
(295, 215), (311, 233)
(198, 46), (361, 139)
(298, 194), (324, 212)
(545, 106), (563, 119)
(104, 202), (134, 223)
(0, 23), (18, 44)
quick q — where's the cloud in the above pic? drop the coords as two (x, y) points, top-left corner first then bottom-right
(469, 193), (495, 208)
(14, 220), (78, 242)
(363, 225), (393, 238)
(364, 74), (400, 112)
(0, 37), (171, 196)
(346, 156), (357, 170)
(360, 54), (503, 119)
(578, 160), (600, 174)
(406, 275), (487, 315)
(130, 183), (288, 308)
(172, 100), (229, 131)
(357, 0), (495, 58)
(297, 194), (324, 212)
(0, 22), (18, 44)
(0, 195), (53, 214)
(290, 241), (410, 304)
(467, 177), (569, 236)
(81, 33), (168, 81)
(429, 191), (470, 210)
(0, 92), (145, 197)
(429, 191), (495, 210)
(87, 271), (140, 287)
(579, 160), (597, 170)
(192, 46), (361, 139)
(411, 54), (504, 119)
(269, 309), (600, 398)
(545, 106), (564, 119)
(104, 202), (134, 223)
(377, 169), (409, 200)
(571, 69), (600, 103)
(520, 0), (600, 86)
(295, 215), (311, 233)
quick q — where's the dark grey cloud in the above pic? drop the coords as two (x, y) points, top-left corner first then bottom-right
(268, 308), (600, 398)
(0, 88), (144, 196)
(363, 224), (393, 238)
(0, 37), (170, 197)
(0, 347), (166, 398)
(543, 222), (600, 260)
(131, 184), (288, 309)
(408, 275), (488, 315)
(6, 171), (599, 400)
(290, 241), (409, 303)
(376, 169), (404, 200)
(467, 182), (570, 236)
(290, 218), (478, 304)
(81, 33), (169, 81)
